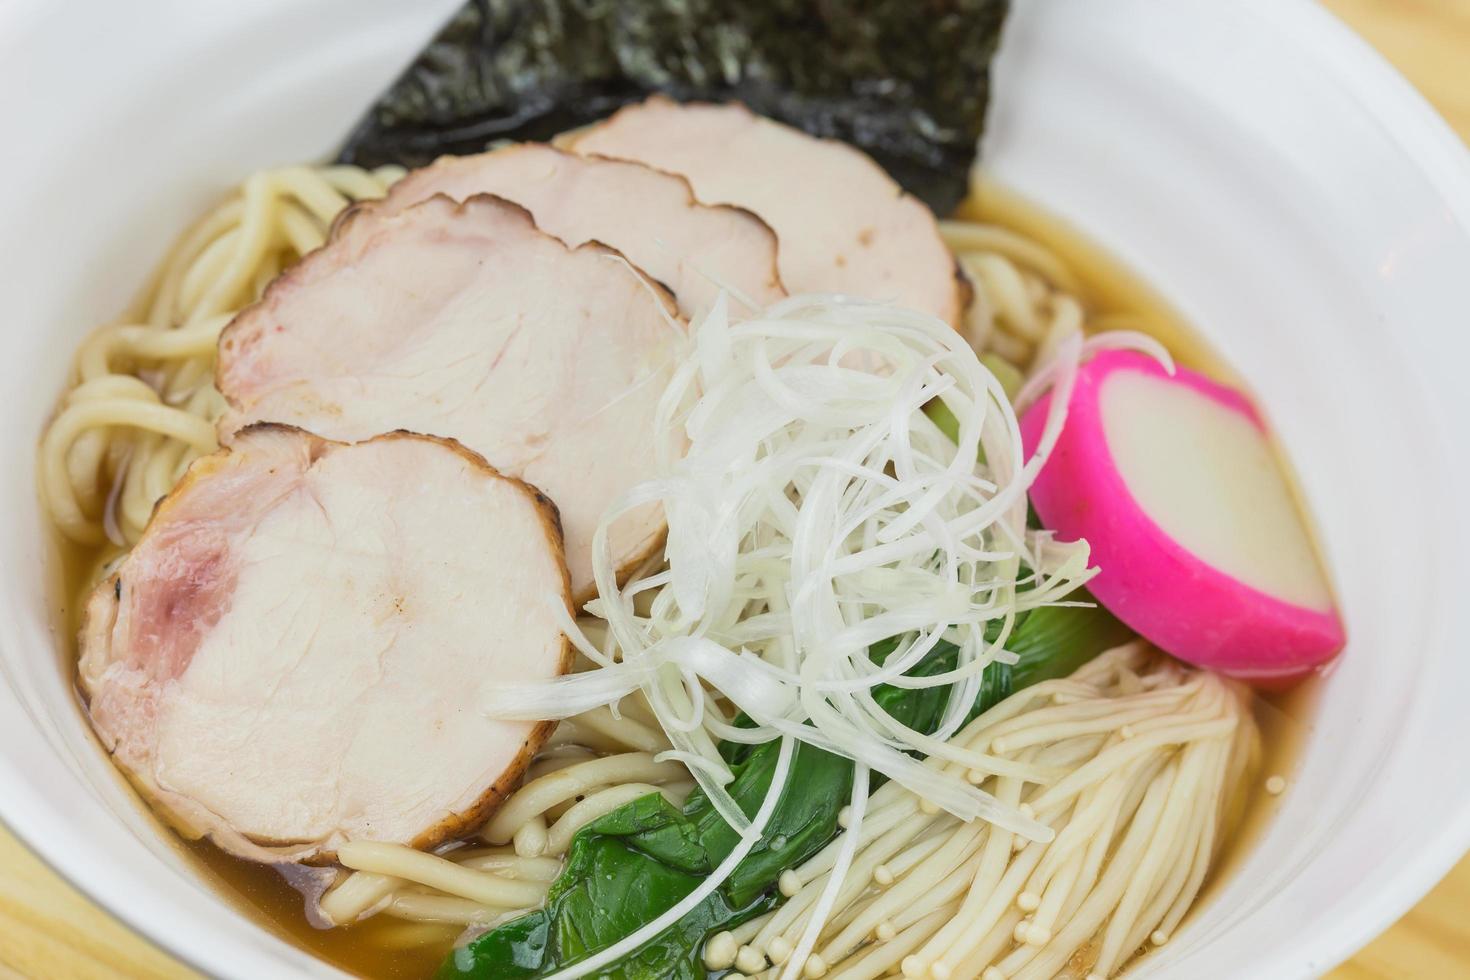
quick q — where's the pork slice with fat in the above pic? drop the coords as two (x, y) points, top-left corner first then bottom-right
(362, 143), (785, 317)
(567, 97), (968, 327)
(78, 426), (571, 863)
(217, 194), (685, 602)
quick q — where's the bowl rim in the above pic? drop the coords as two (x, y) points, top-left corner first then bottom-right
(4, 1), (1470, 977)
(1197, 3), (1470, 972)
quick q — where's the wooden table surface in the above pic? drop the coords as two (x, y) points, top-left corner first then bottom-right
(4, 2), (1469, 978)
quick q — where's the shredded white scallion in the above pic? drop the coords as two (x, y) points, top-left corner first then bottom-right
(481, 292), (1125, 844)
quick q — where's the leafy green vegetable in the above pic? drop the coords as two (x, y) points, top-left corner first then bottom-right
(965, 593), (1134, 726)
(338, 0), (1009, 213)
(438, 597), (1128, 979)
(443, 794), (772, 980)
(922, 363), (1024, 448)
(691, 639), (956, 909)
(980, 354), (1026, 402)
(687, 742), (850, 911)
(924, 397), (965, 446)
(1009, 597), (1134, 689)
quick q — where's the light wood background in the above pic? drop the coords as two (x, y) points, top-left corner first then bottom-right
(3, 2), (1468, 978)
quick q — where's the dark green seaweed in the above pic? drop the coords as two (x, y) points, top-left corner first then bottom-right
(337, 0), (1009, 213)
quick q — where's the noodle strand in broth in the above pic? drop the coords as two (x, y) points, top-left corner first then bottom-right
(40, 165), (404, 556)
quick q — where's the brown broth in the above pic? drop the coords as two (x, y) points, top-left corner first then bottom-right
(956, 178), (1238, 380)
(49, 179), (1325, 980)
(183, 840), (460, 979)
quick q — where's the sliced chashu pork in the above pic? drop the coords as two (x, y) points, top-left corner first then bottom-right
(78, 426), (571, 863)
(566, 97), (968, 328)
(362, 144), (785, 317)
(217, 194), (684, 602)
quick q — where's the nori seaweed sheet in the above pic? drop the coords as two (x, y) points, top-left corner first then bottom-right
(336, 0), (1009, 214)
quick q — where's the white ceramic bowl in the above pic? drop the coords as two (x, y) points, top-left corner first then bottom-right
(2, 1), (1469, 977)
